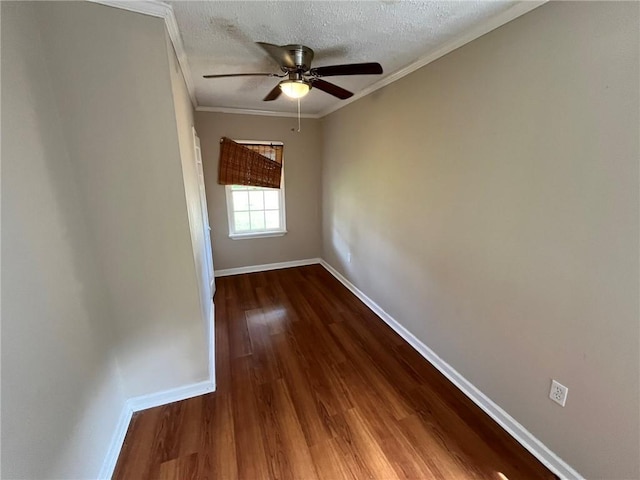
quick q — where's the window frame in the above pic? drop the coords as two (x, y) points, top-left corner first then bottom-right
(224, 140), (287, 240)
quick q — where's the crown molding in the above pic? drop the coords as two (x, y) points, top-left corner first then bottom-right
(196, 106), (321, 119)
(88, 0), (546, 118)
(163, 3), (197, 107)
(317, 0), (548, 118)
(87, 0), (197, 107)
(87, 0), (168, 18)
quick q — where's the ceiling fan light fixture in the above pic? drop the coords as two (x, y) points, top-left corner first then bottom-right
(279, 80), (310, 99)
(204, 43), (382, 102)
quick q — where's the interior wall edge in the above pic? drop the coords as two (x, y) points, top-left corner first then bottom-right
(98, 373), (216, 479)
(98, 256), (584, 479)
(87, 0), (197, 107)
(97, 405), (134, 480)
(208, 300), (216, 388)
(317, 259), (584, 480)
(99, 300), (215, 478)
(316, 0), (548, 118)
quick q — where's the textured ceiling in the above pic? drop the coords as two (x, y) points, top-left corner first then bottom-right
(168, 1), (519, 115)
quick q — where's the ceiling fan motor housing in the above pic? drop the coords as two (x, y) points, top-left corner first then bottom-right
(282, 45), (315, 71)
(203, 42), (382, 102)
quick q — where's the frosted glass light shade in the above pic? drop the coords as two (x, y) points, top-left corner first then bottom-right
(279, 80), (310, 99)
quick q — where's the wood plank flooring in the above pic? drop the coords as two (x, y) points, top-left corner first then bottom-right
(113, 265), (557, 480)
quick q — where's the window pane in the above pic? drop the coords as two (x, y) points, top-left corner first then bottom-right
(249, 190), (264, 210)
(226, 146), (285, 236)
(264, 190), (279, 210)
(250, 211), (265, 230)
(234, 211), (251, 231)
(232, 191), (249, 211)
(265, 210), (280, 229)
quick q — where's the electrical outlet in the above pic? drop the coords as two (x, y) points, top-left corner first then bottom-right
(549, 379), (568, 407)
(347, 252), (352, 263)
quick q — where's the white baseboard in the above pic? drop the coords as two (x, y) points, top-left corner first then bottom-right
(99, 289), (217, 478)
(208, 300), (216, 390)
(318, 259), (583, 480)
(99, 377), (215, 479)
(214, 257), (321, 277)
(127, 378), (215, 413)
(97, 403), (133, 479)
(99, 258), (580, 479)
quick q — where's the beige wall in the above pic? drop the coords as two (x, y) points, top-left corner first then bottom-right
(195, 112), (322, 270)
(321, 2), (639, 478)
(1, 3), (126, 478)
(2, 2), (211, 477)
(36, 2), (208, 399)
(167, 34), (214, 376)
(3, 1), (638, 478)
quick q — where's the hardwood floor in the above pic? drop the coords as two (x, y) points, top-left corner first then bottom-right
(113, 265), (556, 480)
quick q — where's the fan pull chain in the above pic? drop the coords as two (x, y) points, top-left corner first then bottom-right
(297, 97), (301, 132)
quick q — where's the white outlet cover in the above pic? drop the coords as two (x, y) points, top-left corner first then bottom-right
(549, 379), (568, 407)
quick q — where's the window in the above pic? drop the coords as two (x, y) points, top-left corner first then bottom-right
(225, 141), (286, 239)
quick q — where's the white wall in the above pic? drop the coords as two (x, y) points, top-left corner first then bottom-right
(36, 1), (208, 399)
(321, 2), (639, 478)
(1, 3), (126, 478)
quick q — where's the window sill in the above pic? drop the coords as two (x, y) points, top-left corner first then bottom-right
(229, 230), (288, 240)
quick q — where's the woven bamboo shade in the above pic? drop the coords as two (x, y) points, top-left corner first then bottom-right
(218, 137), (283, 188)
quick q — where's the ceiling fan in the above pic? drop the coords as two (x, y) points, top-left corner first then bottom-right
(203, 42), (383, 101)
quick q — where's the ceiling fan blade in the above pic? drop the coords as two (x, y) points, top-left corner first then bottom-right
(311, 79), (353, 100)
(310, 62), (383, 77)
(263, 84), (282, 101)
(256, 42), (296, 69)
(203, 73), (280, 79)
